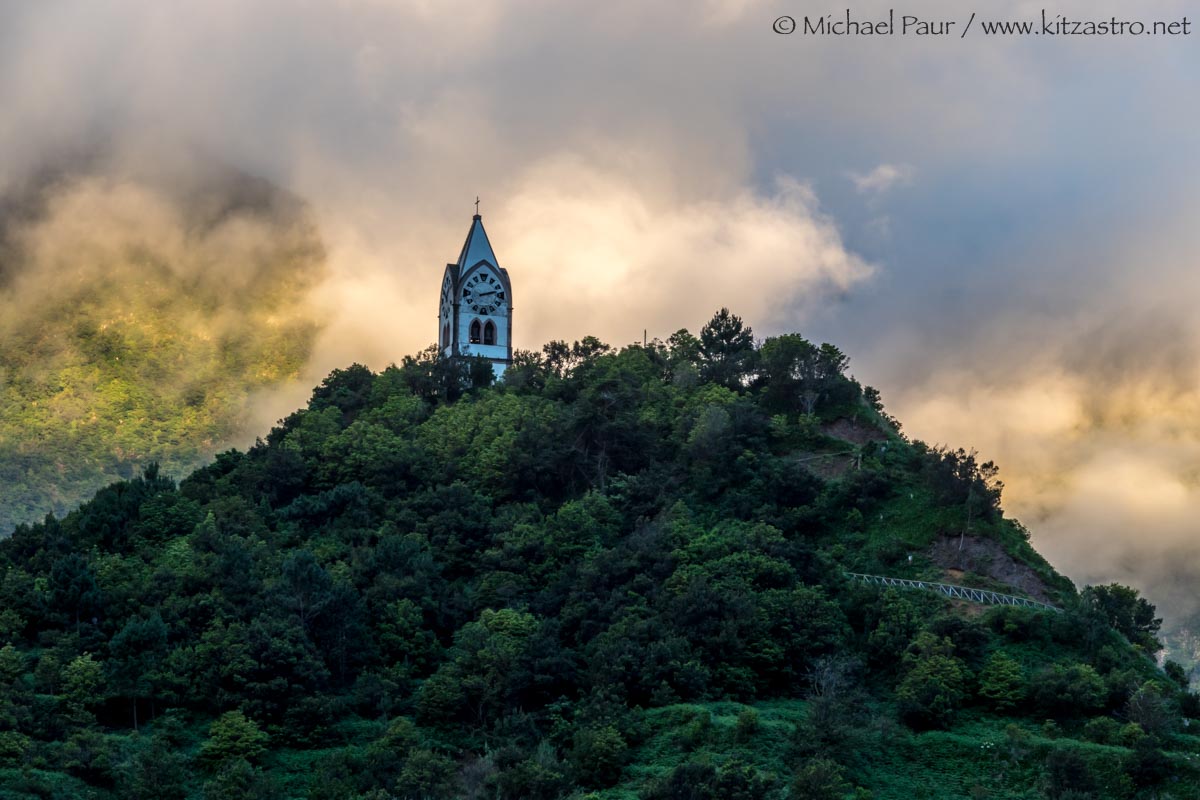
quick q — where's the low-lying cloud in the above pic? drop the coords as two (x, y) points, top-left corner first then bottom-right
(0, 149), (326, 530)
(879, 271), (1200, 629)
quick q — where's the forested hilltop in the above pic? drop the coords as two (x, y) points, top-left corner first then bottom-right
(1, 310), (1195, 799)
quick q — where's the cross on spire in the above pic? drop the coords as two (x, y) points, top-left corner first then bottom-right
(475, 196), (480, 215)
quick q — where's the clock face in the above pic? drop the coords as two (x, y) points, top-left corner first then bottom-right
(440, 274), (452, 319)
(461, 270), (505, 316)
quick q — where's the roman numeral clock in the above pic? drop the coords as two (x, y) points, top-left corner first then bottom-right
(438, 210), (514, 378)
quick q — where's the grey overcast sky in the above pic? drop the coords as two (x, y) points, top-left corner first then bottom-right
(3, 0), (1199, 621)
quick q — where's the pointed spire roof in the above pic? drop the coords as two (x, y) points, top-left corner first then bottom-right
(457, 214), (499, 271)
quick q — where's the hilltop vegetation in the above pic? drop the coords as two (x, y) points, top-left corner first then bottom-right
(0, 159), (326, 533)
(0, 310), (1195, 799)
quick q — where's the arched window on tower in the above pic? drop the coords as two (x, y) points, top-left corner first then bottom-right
(442, 323), (450, 348)
(483, 321), (496, 345)
(469, 319), (482, 344)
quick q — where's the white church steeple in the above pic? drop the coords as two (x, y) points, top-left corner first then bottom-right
(438, 209), (513, 378)
(456, 214), (499, 273)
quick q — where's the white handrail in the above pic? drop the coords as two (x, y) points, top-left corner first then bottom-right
(846, 572), (1060, 612)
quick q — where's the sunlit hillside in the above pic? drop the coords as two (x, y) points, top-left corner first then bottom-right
(0, 158), (326, 532)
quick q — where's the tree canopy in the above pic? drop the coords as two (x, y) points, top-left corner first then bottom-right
(0, 310), (1192, 799)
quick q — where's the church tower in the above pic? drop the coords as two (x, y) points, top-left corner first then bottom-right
(438, 211), (513, 378)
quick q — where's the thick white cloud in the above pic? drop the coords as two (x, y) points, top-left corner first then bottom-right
(304, 154), (871, 371)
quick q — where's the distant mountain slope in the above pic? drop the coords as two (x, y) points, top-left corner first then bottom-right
(0, 312), (1193, 799)
(0, 155), (326, 532)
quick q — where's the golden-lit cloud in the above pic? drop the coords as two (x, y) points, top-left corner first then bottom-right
(501, 159), (872, 344)
(888, 308), (1200, 623)
(300, 150), (871, 373)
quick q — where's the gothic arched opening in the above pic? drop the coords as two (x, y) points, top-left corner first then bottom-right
(469, 319), (482, 343)
(483, 321), (496, 345)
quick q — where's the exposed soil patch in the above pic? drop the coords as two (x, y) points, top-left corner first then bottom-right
(794, 452), (856, 481)
(823, 417), (888, 446)
(929, 534), (1052, 603)
(947, 599), (988, 618)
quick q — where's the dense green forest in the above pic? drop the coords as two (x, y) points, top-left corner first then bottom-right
(0, 309), (1195, 799)
(0, 162), (326, 533)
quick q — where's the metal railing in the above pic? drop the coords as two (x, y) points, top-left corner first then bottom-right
(846, 572), (1060, 613)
